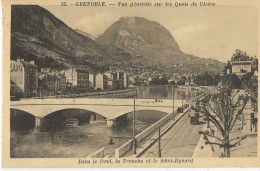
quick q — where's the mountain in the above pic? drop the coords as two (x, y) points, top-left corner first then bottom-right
(11, 5), (132, 72)
(74, 29), (95, 40)
(96, 17), (225, 73)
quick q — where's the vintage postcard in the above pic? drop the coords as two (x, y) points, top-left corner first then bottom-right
(2, 0), (260, 167)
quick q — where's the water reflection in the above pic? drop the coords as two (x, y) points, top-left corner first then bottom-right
(137, 86), (203, 100)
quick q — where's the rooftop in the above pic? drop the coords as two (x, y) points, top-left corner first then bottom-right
(231, 56), (252, 62)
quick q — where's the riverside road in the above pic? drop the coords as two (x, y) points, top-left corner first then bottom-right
(141, 110), (205, 158)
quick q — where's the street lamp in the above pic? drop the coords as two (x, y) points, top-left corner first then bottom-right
(133, 98), (136, 154)
(188, 82), (190, 98)
(172, 86), (175, 120)
(181, 83), (184, 112)
(207, 98), (210, 128)
(158, 127), (161, 157)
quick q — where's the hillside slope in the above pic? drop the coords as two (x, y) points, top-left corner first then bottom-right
(11, 5), (132, 72)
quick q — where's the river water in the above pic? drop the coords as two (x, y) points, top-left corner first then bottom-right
(11, 86), (204, 158)
(136, 86), (202, 99)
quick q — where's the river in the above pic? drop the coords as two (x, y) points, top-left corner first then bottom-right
(10, 86), (204, 158)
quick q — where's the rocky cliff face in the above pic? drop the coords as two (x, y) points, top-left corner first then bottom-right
(97, 17), (181, 62)
(11, 5), (132, 71)
(97, 17), (225, 73)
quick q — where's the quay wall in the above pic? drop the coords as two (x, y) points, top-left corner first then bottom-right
(115, 103), (189, 158)
(51, 89), (137, 99)
(114, 90), (210, 158)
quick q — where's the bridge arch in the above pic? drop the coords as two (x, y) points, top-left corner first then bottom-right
(10, 105), (112, 118)
(10, 106), (174, 129)
(10, 108), (36, 130)
(10, 106), (170, 121)
(43, 108), (170, 120)
(10, 98), (179, 119)
(10, 108), (36, 117)
(119, 109), (168, 119)
(43, 108), (106, 119)
(42, 108), (108, 130)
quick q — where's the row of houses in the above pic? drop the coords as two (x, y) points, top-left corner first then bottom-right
(10, 59), (128, 98)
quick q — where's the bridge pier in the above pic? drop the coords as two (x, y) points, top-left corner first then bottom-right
(107, 115), (128, 128)
(35, 117), (42, 128)
(107, 119), (116, 128)
(116, 115), (128, 127)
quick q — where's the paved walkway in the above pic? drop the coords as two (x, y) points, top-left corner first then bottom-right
(121, 110), (186, 157)
(140, 109), (205, 158)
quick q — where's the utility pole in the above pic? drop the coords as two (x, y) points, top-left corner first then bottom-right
(188, 83), (190, 98)
(181, 83), (184, 112)
(241, 113), (244, 130)
(133, 98), (136, 154)
(112, 90), (114, 101)
(207, 101), (210, 128)
(172, 86), (175, 120)
(158, 127), (161, 158)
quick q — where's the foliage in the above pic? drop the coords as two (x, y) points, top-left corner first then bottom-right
(241, 72), (258, 102)
(194, 72), (219, 86)
(149, 76), (168, 85)
(169, 81), (176, 85)
(220, 74), (241, 89)
(175, 76), (186, 85)
(231, 49), (250, 61)
(133, 76), (145, 86)
(191, 87), (249, 157)
(251, 57), (258, 72)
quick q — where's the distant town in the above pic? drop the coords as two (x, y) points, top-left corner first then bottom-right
(10, 58), (129, 98)
(10, 49), (258, 99)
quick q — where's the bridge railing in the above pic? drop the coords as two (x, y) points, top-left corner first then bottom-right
(87, 147), (106, 158)
(51, 89), (137, 99)
(114, 89), (210, 158)
(115, 103), (189, 158)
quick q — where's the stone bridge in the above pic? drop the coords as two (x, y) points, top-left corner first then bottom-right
(10, 98), (185, 128)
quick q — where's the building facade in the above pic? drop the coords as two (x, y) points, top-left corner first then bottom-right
(95, 73), (107, 90)
(38, 74), (58, 97)
(10, 59), (38, 98)
(231, 57), (253, 76)
(57, 74), (67, 95)
(65, 68), (78, 87)
(105, 72), (117, 90)
(117, 72), (128, 89)
(76, 69), (89, 93)
(89, 73), (96, 89)
(65, 68), (89, 93)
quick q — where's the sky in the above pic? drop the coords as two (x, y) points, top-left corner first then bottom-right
(43, 5), (258, 62)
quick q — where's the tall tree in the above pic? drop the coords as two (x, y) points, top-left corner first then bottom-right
(241, 72), (258, 111)
(191, 87), (249, 157)
(221, 74), (241, 89)
(232, 49), (250, 61)
(194, 72), (214, 86)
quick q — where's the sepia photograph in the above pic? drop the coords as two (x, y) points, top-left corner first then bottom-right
(2, 0), (260, 167)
